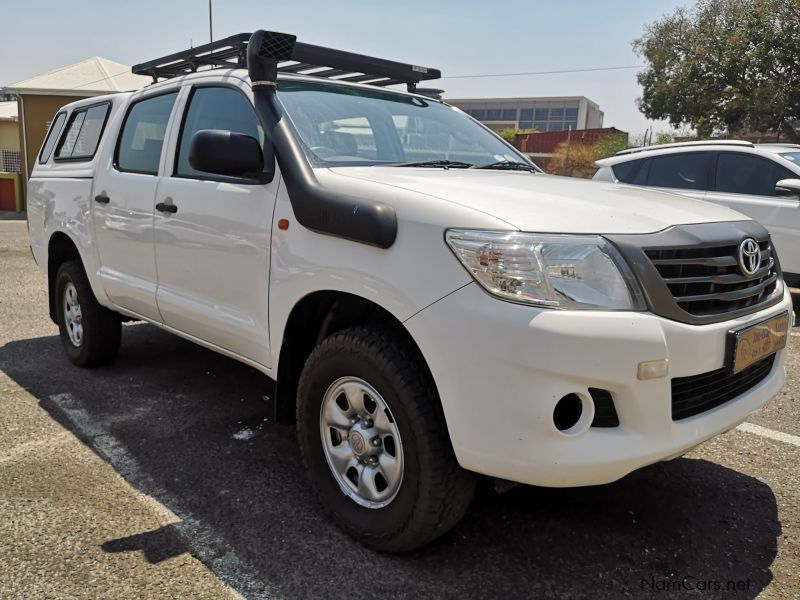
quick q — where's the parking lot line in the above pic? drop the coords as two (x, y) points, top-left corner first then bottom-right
(47, 392), (274, 600)
(737, 421), (800, 447)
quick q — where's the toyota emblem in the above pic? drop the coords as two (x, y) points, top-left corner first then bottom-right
(738, 238), (761, 277)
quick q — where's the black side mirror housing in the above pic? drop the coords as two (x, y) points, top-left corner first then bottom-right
(188, 129), (273, 182)
(775, 178), (800, 198)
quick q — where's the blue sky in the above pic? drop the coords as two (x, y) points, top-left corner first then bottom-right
(0, 0), (687, 135)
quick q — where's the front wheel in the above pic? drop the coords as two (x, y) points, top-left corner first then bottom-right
(297, 326), (475, 552)
(55, 260), (121, 367)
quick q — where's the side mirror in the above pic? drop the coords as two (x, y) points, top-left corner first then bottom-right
(775, 178), (800, 197)
(189, 129), (273, 182)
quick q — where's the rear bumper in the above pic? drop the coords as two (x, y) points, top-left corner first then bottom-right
(405, 283), (792, 487)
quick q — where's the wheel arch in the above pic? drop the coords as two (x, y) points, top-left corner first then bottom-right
(47, 231), (83, 323)
(275, 290), (436, 424)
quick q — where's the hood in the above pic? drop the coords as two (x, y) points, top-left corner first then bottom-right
(324, 167), (748, 234)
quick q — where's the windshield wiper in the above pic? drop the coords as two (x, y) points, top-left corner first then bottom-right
(475, 160), (538, 172)
(395, 159), (475, 169)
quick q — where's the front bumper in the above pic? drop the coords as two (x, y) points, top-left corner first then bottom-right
(404, 283), (792, 487)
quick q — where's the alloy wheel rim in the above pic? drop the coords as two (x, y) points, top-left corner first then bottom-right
(319, 376), (404, 509)
(63, 282), (83, 347)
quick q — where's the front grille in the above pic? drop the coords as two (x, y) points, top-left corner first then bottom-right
(671, 355), (775, 420)
(645, 240), (778, 317)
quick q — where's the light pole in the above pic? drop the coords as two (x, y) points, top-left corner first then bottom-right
(208, 0), (213, 44)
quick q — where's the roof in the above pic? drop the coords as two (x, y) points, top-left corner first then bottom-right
(614, 139), (753, 157)
(595, 139), (800, 168)
(757, 143), (800, 152)
(0, 101), (17, 121)
(4, 57), (150, 97)
(445, 95), (598, 105)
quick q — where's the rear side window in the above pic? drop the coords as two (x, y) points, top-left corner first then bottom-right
(612, 158), (649, 185)
(646, 152), (710, 190)
(715, 153), (795, 196)
(116, 92), (178, 175)
(175, 86), (263, 178)
(54, 103), (110, 160)
(39, 112), (67, 163)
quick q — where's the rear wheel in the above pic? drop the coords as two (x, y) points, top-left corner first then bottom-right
(55, 260), (121, 367)
(297, 326), (475, 552)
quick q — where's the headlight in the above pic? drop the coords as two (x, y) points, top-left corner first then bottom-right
(445, 229), (646, 310)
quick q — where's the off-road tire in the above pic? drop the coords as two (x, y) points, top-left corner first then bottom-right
(55, 260), (121, 367)
(297, 326), (475, 552)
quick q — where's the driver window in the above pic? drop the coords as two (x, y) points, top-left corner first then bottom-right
(176, 86), (264, 178)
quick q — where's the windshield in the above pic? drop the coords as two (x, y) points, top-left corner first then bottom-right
(778, 151), (800, 165)
(276, 80), (536, 169)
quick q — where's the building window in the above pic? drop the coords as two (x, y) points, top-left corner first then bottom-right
(471, 109), (486, 120)
(1, 150), (21, 173)
(548, 122), (564, 132)
(534, 108), (548, 121)
(520, 108), (534, 121)
(533, 121), (548, 132)
(550, 108), (564, 120)
(519, 121), (533, 129)
(501, 109), (517, 121)
(565, 120), (578, 131)
(486, 109), (501, 120)
(565, 107), (578, 120)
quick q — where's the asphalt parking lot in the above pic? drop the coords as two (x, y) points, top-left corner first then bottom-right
(1, 219), (798, 599)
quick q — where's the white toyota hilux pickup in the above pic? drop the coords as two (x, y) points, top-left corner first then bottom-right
(27, 31), (793, 551)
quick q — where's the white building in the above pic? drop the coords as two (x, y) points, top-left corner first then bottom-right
(445, 96), (604, 133)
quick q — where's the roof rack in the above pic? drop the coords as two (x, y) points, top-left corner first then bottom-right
(615, 139), (754, 156)
(131, 32), (442, 93)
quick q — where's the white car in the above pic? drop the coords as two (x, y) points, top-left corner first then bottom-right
(27, 31), (793, 551)
(594, 140), (800, 282)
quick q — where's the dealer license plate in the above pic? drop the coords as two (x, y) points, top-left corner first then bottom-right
(730, 312), (790, 374)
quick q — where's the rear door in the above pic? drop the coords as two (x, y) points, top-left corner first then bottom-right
(640, 151), (711, 202)
(153, 82), (277, 367)
(705, 152), (800, 273)
(91, 90), (180, 320)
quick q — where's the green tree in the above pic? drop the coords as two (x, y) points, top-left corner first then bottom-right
(593, 134), (629, 159)
(634, 0), (800, 141)
(654, 132), (675, 145)
(498, 128), (537, 144)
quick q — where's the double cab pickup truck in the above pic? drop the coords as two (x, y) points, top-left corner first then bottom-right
(27, 30), (793, 551)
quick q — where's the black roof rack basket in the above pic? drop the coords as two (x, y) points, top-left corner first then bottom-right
(132, 32), (442, 93)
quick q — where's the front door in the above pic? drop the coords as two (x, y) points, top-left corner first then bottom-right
(154, 84), (277, 367)
(92, 91), (180, 321)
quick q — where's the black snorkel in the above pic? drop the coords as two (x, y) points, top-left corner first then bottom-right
(247, 30), (398, 249)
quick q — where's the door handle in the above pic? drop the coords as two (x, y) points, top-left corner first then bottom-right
(94, 192), (110, 204)
(156, 201), (178, 214)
